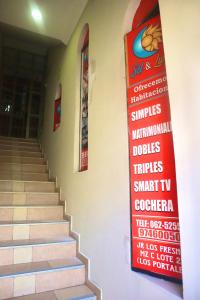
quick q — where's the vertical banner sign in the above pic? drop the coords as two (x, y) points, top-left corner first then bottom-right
(53, 98), (61, 131)
(125, 15), (182, 282)
(53, 84), (62, 131)
(80, 44), (89, 171)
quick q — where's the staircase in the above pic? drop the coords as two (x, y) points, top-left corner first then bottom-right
(0, 137), (96, 300)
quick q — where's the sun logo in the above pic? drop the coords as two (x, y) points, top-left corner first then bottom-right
(141, 25), (162, 52)
(133, 24), (163, 59)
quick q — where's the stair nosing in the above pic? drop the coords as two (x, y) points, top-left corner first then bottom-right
(0, 179), (54, 183)
(0, 155), (44, 159)
(69, 295), (96, 300)
(0, 140), (39, 144)
(0, 205), (63, 207)
(6, 285), (96, 300)
(0, 260), (85, 279)
(0, 147), (40, 150)
(0, 148), (41, 152)
(0, 162), (45, 166)
(0, 162), (47, 167)
(0, 220), (68, 226)
(0, 144), (40, 146)
(0, 191), (59, 195)
(0, 149), (43, 155)
(0, 172), (49, 176)
(0, 136), (38, 143)
(0, 238), (75, 249)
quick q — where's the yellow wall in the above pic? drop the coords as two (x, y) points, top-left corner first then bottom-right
(159, 1), (200, 299)
(42, 0), (200, 299)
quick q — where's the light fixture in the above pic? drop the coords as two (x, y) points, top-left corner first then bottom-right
(31, 8), (42, 22)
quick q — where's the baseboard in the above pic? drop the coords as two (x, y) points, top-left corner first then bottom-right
(64, 213), (102, 300)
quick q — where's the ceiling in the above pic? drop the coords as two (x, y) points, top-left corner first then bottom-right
(0, 0), (88, 45)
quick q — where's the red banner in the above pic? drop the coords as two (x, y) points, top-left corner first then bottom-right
(53, 97), (61, 131)
(80, 44), (89, 171)
(125, 15), (182, 282)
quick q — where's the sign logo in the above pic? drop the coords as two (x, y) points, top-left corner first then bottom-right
(133, 24), (162, 58)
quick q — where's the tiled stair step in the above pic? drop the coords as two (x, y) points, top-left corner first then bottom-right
(0, 180), (56, 192)
(0, 172), (49, 182)
(0, 145), (41, 152)
(0, 258), (85, 299)
(0, 137), (37, 144)
(0, 205), (64, 221)
(0, 220), (69, 241)
(7, 285), (96, 300)
(0, 143), (41, 152)
(0, 143), (39, 149)
(0, 150), (43, 158)
(0, 156), (46, 165)
(0, 163), (47, 173)
(0, 237), (76, 266)
(0, 192), (59, 205)
(0, 140), (40, 148)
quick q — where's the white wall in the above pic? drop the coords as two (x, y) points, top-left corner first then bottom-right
(159, 1), (200, 299)
(42, 0), (200, 299)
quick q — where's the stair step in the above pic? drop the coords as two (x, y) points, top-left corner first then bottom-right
(0, 220), (69, 241)
(0, 205), (63, 221)
(0, 172), (49, 181)
(0, 258), (85, 299)
(6, 285), (96, 300)
(0, 150), (43, 158)
(0, 192), (59, 205)
(0, 163), (47, 173)
(0, 237), (76, 266)
(0, 157), (45, 165)
(0, 180), (56, 192)
(0, 141), (39, 148)
(0, 145), (41, 153)
(0, 137), (37, 144)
